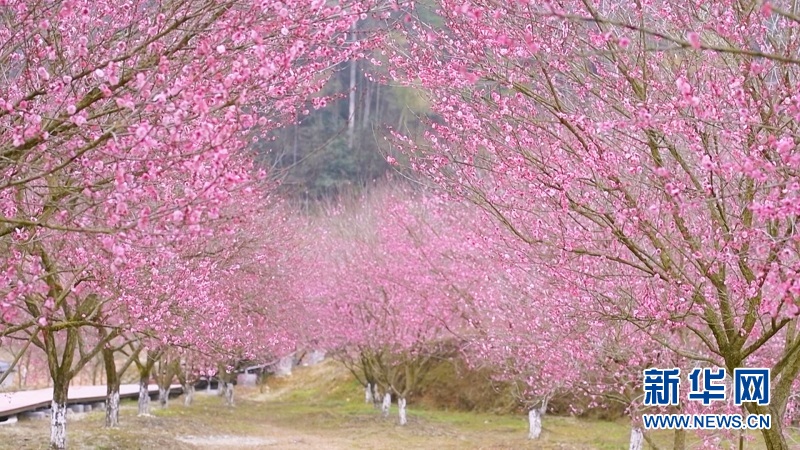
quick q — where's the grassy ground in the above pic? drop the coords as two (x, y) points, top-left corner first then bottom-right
(0, 361), (787, 449)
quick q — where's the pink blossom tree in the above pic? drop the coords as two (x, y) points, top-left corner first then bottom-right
(199, 199), (308, 407)
(111, 185), (306, 415)
(0, 0), (389, 447)
(304, 184), (495, 425)
(387, 1), (800, 447)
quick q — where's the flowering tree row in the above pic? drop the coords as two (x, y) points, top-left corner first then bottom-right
(383, 1), (800, 448)
(0, 0), (391, 448)
(298, 184), (658, 437)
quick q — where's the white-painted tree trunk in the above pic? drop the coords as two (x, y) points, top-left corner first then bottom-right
(365, 383), (374, 404)
(183, 383), (195, 406)
(528, 408), (542, 439)
(50, 400), (67, 450)
(158, 386), (169, 408)
(629, 426), (644, 450)
(218, 380), (226, 396)
(275, 355), (294, 377)
(138, 379), (150, 416)
(102, 348), (120, 428)
(224, 382), (234, 406)
(105, 389), (120, 428)
(398, 397), (407, 426)
(372, 384), (380, 408)
(381, 392), (391, 418)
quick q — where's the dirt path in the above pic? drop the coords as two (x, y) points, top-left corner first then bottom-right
(173, 419), (383, 450)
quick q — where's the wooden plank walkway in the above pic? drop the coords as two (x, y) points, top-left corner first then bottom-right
(0, 384), (182, 418)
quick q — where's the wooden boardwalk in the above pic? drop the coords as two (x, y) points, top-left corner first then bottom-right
(0, 384), (182, 418)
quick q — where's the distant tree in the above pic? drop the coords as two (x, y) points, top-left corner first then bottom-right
(258, 44), (430, 201)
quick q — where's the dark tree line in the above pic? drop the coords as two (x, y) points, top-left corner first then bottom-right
(254, 58), (428, 203)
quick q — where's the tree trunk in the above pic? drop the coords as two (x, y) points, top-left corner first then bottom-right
(137, 377), (150, 416)
(374, 81), (381, 125)
(398, 397), (407, 426)
(362, 80), (372, 130)
(183, 382), (194, 406)
(158, 386), (168, 408)
(275, 355), (293, 377)
(347, 44), (357, 150)
(224, 382), (235, 406)
(103, 348), (120, 427)
(528, 408), (542, 440)
(381, 392), (391, 418)
(759, 425), (788, 450)
(106, 388), (120, 428)
(50, 380), (69, 450)
(365, 383), (374, 404)
(673, 428), (686, 450)
(629, 426), (643, 450)
(371, 384), (381, 408)
(747, 403), (787, 449)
